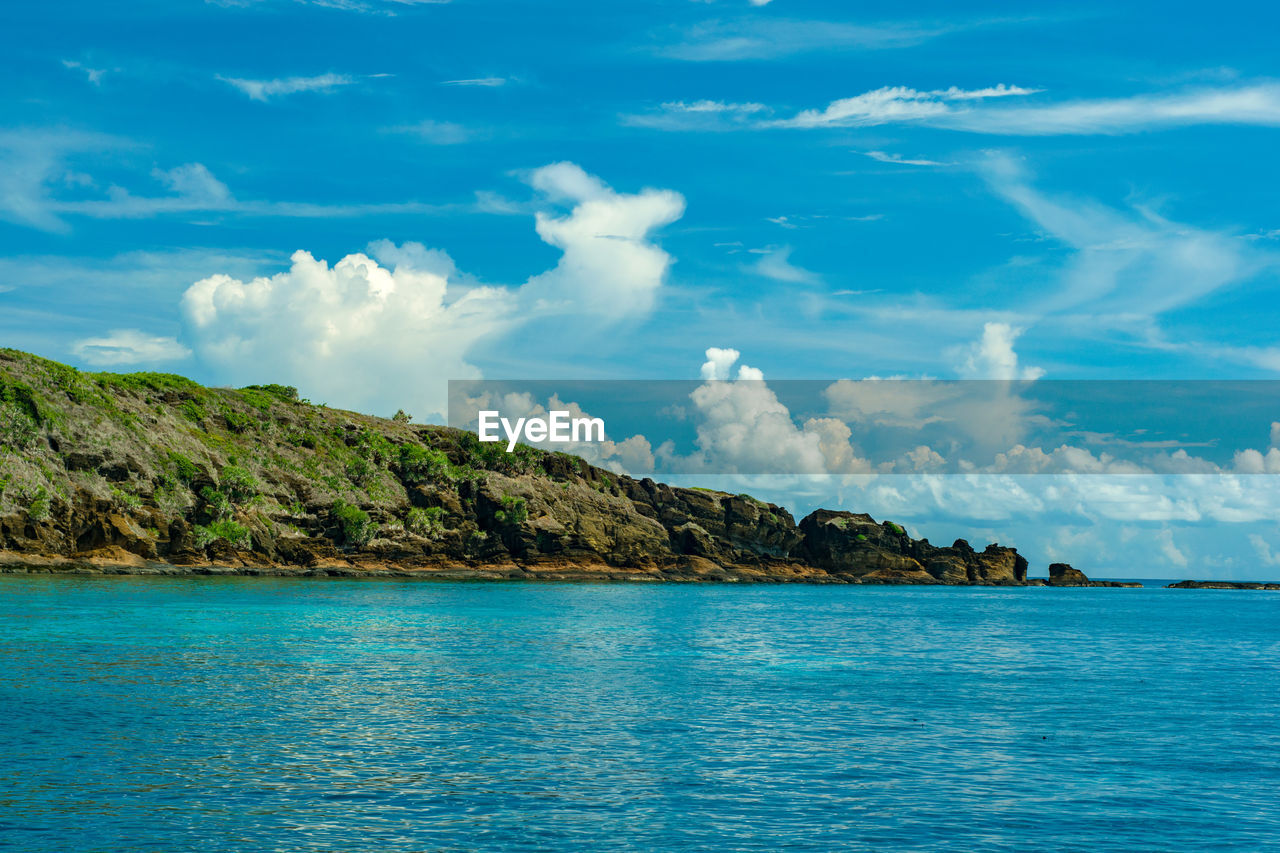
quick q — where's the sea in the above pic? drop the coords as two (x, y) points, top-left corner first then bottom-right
(1, 576), (1276, 852)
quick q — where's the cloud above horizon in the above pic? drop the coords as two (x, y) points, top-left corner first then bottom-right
(952, 322), (1045, 380)
(71, 329), (192, 366)
(178, 163), (686, 417)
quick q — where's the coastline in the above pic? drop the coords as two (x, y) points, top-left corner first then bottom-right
(7, 554), (1268, 587)
(2, 351), (1272, 591)
(0, 550), (1149, 585)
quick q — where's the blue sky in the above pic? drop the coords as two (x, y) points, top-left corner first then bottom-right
(5, 0), (1280, 577)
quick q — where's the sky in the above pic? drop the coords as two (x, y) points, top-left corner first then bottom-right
(4, 0), (1280, 578)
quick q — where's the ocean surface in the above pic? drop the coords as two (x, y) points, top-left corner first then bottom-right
(1, 577), (1277, 852)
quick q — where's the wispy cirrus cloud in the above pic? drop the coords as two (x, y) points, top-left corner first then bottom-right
(772, 84), (1040, 128)
(61, 60), (110, 86)
(626, 85), (1035, 131)
(0, 129), (127, 232)
(862, 150), (952, 166)
(384, 119), (472, 145)
(776, 82), (1280, 134)
(622, 99), (769, 130)
(217, 72), (354, 101)
(755, 149), (1276, 381)
(944, 83), (1280, 134)
(978, 152), (1269, 317)
(0, 132), (455, 231)
(441, 77), (508, 87)
(661, 99), (767, 114)
(50, 167), (450, 221)
(656, 17), (989, 61)
(208, 0), (448, 11)
(749, 246), (821, 284)
(633, 82), (1280, 136)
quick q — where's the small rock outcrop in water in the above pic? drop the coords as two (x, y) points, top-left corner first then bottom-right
(1046, 562), (1142, 588)
(0, 347), (1124, 585)
(1166, 580), (1280, 590)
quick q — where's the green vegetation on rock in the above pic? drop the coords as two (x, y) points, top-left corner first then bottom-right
(333, 500), (373, 546)
(494, 495), (528, 526)
(0, 347), (1054, 586)
(405, 506), (446, 538)
(194, 520), (252, 550)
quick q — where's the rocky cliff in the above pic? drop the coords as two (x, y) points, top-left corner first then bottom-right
(0, 347), (1107, 584)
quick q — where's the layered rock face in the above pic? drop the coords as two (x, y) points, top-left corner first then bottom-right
(0, 347), (1105, 584)
(797, 510), (1028, 585)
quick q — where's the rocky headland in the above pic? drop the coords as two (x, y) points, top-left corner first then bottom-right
(0, 348), (1137, 585)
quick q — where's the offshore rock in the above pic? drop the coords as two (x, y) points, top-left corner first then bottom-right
(1048, 562), (1142, 588)
(1166, 580), (1280, 590)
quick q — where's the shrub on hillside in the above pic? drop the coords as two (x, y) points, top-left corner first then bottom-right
(218, 465), (258, 504)
(333, 500), (373, 546)
(398, 445), (453, 484)
(0, 402), (36, 451)
(405, 506), (446, 538)
(193, 520), (252, 550)
(494, 495), (528, 526)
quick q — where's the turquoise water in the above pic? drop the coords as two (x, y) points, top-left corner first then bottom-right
(1, 578), (1277, 851)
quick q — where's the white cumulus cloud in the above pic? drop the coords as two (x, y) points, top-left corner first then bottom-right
(182, 247), (509, 419)
(179, 163), (685, 418)
(953, 322), (1045, 380)
(519, 162), (685, 318)
(681, 348), (869, 474)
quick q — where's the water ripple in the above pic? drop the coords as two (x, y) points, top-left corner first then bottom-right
(0, 578), (1276, 851)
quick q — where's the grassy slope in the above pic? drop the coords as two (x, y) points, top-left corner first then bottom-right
(0, 347), (586, 559)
